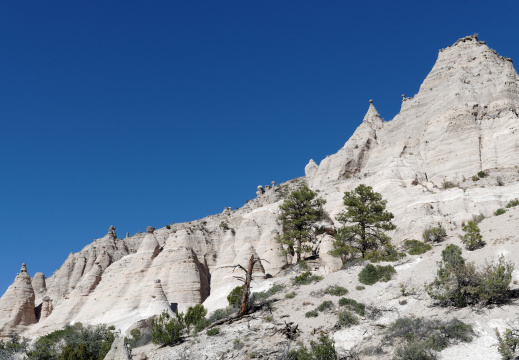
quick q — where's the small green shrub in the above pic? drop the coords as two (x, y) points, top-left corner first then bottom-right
(193, 318), (211, 333)
(285, 291), (297, 299)
(358, 264), (396, 285)
(426, 245), (514, 307)
(206, 328), (220, 336)
(355, 285), (365, 291)
(151, 311), (186, 346)
(298, 260), (310, 271)
(341, 257), (366, 270)
(495, 328), (519, 360)
(338, 298), (365, 316)
(494, 208), (507, 216)
(478, 171), (487, 178)
(422, 226), (447, 243)
(208, 307), (236, 323)
(338, 310), (359, 327)
(323, 285), (348, 296)
(289, 334), (338, 359)
(305, 310), (319, 318)
(366, 245), (406, 263)
(506, 199), (519, 208)
(317, 300), (334, 312)
(227, 286), (244, 307)
(166, 225), (171, 230)
(404, 240), (432, 255)
(185, 304), (207, 329)
(460, 221), (484, 251)
(219, 221), (229, 230)
(392, 340), (436, 360)
(264, 315), (273, 322)
(292, 271), (323, 286)
(253, 284), (285, 301)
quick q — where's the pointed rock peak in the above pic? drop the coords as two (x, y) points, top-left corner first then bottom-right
(363, 100), (382, 124)
(137, 231), (160, 256)
(305, 159), (319, 180)
(107, 225), (117, 239)
(146, 226), (155, 234)
(20, 263), (27, 273)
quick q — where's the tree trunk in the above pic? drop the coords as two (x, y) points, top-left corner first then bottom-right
(239, 255), (254, 316)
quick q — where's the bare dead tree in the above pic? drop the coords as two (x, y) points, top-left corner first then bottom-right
(216, 255), (268, 317)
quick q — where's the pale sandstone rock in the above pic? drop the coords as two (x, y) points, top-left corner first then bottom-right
(7, 36), (519, 349)
(40, 296), (53, 320)
(0, 264), (37, 337)
(103, 336), (131, 360)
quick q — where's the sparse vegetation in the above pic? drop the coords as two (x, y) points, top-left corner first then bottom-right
(253, 284), (285, 301)
(24, 323), (115, 360)
(365, 244), (406, 263)
(124, 328), (152, 351)
(166, 224), (171, 230)
(292, 271), (323, 286)
(506, 199), (519, 208)
(317, 300), (334, 312)
(331, 184), (396, 261)
(387, 316), (473, 357)
(471, 213), (485, 223)
(422, 226), (447, 243)
(358, 263), (396, 285)
(495, 328), (519, 360)
(185, 304), (207, 332)
(478, 171), (487, 178)
(494, 208), (507, 216)
(338, 298), (365, 316)
(404, 239), (432, 255)
(338, 310), (359, 327)
(472, 175), (479, 182)
(305, 309), (318, 318)
(460, 221), (484, 250)
(208, 307), (236, 323)
(442, 180), (457, 189)
(285, 291), (297, 299)
(426, 244), (514, 307)
(219, 221), (229, 230)
(289, 333), (338, 359)
(151, 311), (186, 346)
(206, 328), (220, 336)
(277, 186), (326, 263)
(323, 285), (348, 296)
(355, 285), (365, 291)
(227, 285), (244, 307)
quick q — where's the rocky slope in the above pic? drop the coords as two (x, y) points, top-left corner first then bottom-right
(1, 34), (519, 359)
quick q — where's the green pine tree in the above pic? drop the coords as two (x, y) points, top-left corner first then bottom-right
(277, 186), (326, 263)
(460, 221), (484, 250)
(331, 184), (396, 261)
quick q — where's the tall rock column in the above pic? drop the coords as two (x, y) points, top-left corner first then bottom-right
(0, 264), (37, 337)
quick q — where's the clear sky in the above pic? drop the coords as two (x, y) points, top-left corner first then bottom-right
(1, 1), (519, 293)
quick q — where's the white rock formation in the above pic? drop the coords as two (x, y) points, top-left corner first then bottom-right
(0, 264), (37, 337)
(2, 35), (519, 348)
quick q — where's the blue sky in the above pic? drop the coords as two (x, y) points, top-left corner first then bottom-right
(1, 1), (519, 293)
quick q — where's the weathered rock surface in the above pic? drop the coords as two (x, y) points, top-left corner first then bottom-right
(2, 36), (519, 359)
(0, 264), (37, 337)
(103, 336), (131, 360)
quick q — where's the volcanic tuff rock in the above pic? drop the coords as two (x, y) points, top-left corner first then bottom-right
(2, 35), (519, 351)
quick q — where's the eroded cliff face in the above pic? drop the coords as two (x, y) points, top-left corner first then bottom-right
(3, 34), (519, 339)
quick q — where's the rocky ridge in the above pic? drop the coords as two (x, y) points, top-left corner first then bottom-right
(1, 34), (519, 359)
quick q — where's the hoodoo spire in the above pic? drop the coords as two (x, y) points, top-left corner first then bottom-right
(363, 99), (383, 127)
